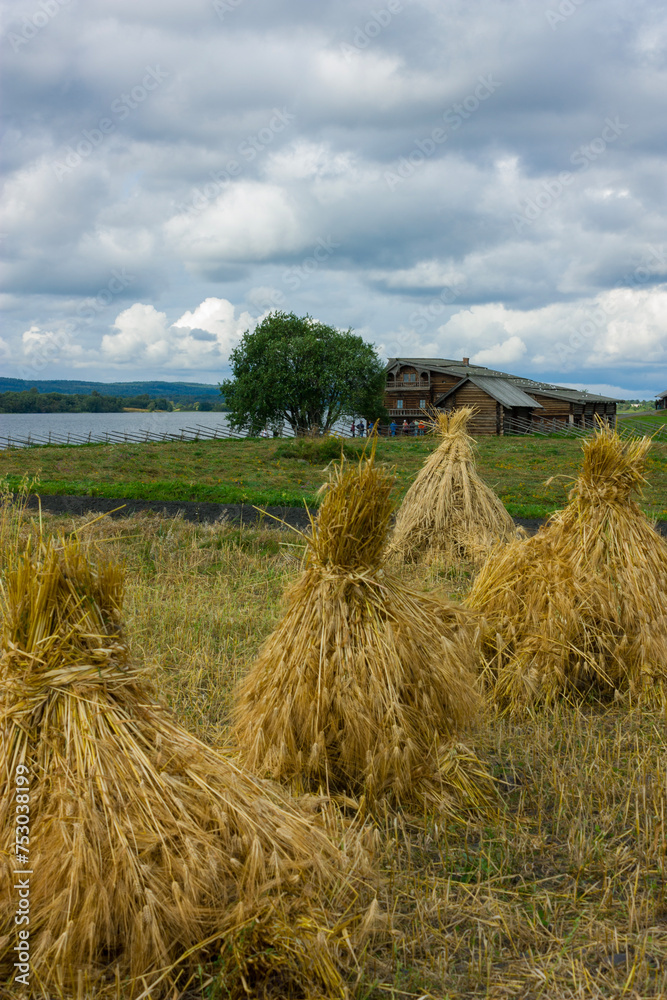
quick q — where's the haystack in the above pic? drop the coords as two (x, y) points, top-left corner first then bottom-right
(233, 445), (495, 816)
(389, 407), (516, 565)
(0, 534), (368, 998)
(467, 425), (667, 712)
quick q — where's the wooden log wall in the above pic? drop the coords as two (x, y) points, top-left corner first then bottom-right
(430, 373), (460, 396)
(530, 393), (573, 419)
(448, 382), (498, 434)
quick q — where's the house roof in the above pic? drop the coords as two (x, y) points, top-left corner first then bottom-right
(435, 376), (543, 409)
(657, 390), (667, 399)
(386, 358), (619, 404)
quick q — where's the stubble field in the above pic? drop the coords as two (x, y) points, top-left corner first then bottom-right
(9, 506), (666, 999)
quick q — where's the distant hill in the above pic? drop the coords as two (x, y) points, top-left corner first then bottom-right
(0, 378), (221, 401)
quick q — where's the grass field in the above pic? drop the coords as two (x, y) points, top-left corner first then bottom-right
(7, 507), (667, 998)
(617, 410), (667, 429)
(2, 431), (666, 519)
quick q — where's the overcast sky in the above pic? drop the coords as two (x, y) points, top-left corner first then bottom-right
(2, 0), (666, 398)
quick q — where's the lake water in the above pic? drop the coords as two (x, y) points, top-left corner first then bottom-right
(0, 410), (237, 446)
(0, 411), (356, 446)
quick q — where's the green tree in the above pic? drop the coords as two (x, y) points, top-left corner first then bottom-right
(220, 312), (387, 435)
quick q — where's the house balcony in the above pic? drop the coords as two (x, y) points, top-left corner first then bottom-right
(387, 408), (429, 417)
(386, 377), (431, 391)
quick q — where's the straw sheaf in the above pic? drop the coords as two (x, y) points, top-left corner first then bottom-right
(0, 536), (371, 998)
(389, 407), (517, 566)
(468, 426), (667, 712)
(234, 447), (495, 816)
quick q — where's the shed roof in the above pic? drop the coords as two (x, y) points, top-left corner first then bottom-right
(657, 390), (667, 399)
(469, 376), (544, 408)
(434, 377), (543, 409)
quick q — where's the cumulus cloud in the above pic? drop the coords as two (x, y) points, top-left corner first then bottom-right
(18, 325), (89, 369)
(425, 285), (667, 379)
(102, 305), (171, 364)
(164, 182), (309, 265)
(472, 335), (527, 366)
(172, 296), (254, 351)
(100, 297), (253, 368)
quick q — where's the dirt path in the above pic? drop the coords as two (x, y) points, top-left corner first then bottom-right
(17, 493), (667, 537)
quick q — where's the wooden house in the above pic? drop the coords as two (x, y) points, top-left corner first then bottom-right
(384, 357), (618, 435)
(657, 391), (667, 411)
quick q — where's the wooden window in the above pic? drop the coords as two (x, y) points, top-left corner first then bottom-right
(397, 399), (403, 409)
(419, 399), (426, 408)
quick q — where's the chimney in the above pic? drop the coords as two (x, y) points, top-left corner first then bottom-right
(462, 356), (470, 365)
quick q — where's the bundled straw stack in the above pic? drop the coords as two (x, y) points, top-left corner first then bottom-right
(389, 407), (516, 565)
(467, 425), (667, 712)
(234, 444), (495, 815)
(0, 535), (368, 998)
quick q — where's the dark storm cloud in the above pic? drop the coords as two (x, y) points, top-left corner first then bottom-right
(1, 0), (666, 393)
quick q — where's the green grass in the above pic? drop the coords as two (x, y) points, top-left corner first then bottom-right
(2, 432), (666, 519)
(10, 508), (667, 998)
(617, 409), (667, 430)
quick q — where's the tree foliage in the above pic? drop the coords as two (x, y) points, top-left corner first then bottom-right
(220, 312), (387, 434)
(0, 389), (125, 413)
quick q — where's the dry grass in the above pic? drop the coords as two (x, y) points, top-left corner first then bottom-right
(366, 703), (667, 998)
(389, 408), (518, 567)
(467, 426), (667, 713)
(233, 445), (495, 817)
(0, 520), (372, 999)
(1, 495), (667, 997)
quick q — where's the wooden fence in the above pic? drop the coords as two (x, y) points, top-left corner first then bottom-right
(504, 415), (665, 439)
(2, 413), (663, 450)
(0, 422), (252, 450)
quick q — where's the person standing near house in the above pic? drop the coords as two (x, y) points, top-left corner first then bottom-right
(356, 420), (365, 437)
(350, 421), (356, 437)
(418, 419), (425, 436)
(390, 420), (397, 436)
(402, 419), (409, 436)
